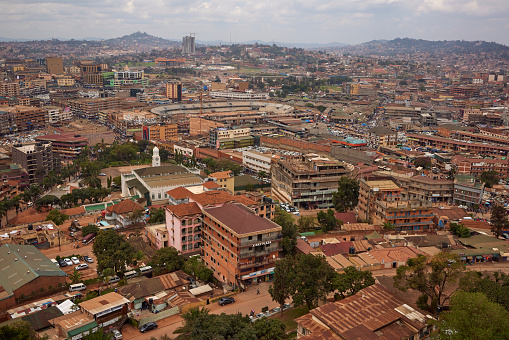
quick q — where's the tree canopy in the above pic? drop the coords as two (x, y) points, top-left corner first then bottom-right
(394, 252), (465, 312)
(46, 209), (68, 226)
(480, 170), (499, 188)
(332, 176), (359, 212)
(316, 209), (340, 232)
(149, 247), (185, 274)
(490, 203), (508, 239)
(92, 229), (135, 273)
(449, 223), (471, 238)
(0, 320), (37, 340)
(433, 292), (509, 340)
(333, 266), (376, 300)
(273, 207), (298, 256)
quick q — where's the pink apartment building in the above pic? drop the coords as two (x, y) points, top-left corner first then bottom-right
(165, 202), (203, 254)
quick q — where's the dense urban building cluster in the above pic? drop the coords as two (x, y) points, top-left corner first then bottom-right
(0, 32), (508, 339)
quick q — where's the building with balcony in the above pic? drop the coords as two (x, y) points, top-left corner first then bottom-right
(271, 154), (353, 209)
(0, 105), (46, 132)
(69, 97), (122, 119)
(35, 133), (88, 160)
(209, 127), (254, 150)
(165, 202), (203, 254)
(142, 124), (178, 142)
(11, 142), (60, 185)
(453, 155), (509, 179)
(202, 203), (282, 286)
(367, 126), (398, 150)
(242, 149), (274, 174)
(453, 174), (484, 207)
(372, 200), (434, 232)
(357, 179), (402, 222)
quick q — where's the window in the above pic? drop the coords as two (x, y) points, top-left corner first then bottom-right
(158, 193), (161, 199)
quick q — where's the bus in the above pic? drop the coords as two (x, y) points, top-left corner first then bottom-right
(82, 233), (97, 245)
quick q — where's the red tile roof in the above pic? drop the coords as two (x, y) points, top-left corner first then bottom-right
(319, 242), (354, 256)
(334, 212), (357, 224)
(166, 202), (202, 218)
(60, 206), (85, 217)
(191, 190), (237, 206)
(365, 246), (426, 263)
(209, 170), (232, 180)
(166, 186), (193, 199)
(204, 203), (281, 236)
(202, 181), (221, 189)
(107, 199), (143, 215)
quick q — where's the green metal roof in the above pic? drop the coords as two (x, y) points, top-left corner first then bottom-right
(0, 244), (67, 297)
(85, 203), (106, 212)
(67, 321), (97, 337)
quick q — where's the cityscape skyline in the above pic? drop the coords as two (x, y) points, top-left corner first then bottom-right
(0, 0), (508, 45)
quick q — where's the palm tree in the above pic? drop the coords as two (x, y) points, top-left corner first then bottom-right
(83, 177), (101, 189)
(382, 222), (395, 230)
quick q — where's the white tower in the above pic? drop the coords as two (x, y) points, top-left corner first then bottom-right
(152, 146), (160, 167)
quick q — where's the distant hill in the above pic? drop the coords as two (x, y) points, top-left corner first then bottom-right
(336, 38), (509, 55)
(104, 31), (180, 47)
(196, 39), (349, 49)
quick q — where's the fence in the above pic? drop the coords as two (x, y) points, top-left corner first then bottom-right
(139, 306), (179, 326)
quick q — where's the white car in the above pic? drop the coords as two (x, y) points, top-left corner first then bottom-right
(111, 330), (122, 339)
(71, 257), (80, 265)
(75, 263), (89, 271)
(64, 258), (73, 266)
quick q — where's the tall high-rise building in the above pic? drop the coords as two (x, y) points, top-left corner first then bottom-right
(165, 82), (182, 102)
(182, 35), (196, 55)
(45, 57), (64, 75)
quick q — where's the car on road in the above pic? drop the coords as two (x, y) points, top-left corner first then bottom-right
(83, 256), (93, 263)
(99, 173), (106, 176)
(255, 313), (266, 319)
(75, 263), (89, 271)
(139, 322), (157, 333)
(57, 259), (67, 267)
(218, 297), (235, 306)
(111, 329), (122, 339)
(71, 257), (80, 264)
(64, 258), (73, 266)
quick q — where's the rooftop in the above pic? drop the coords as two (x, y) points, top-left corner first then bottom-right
(166, 202), (202, 218)
(79, 292), (129, 316)
(205, 203), (281, 237)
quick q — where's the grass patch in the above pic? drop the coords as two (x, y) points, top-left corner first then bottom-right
(269, 305), (309, 332)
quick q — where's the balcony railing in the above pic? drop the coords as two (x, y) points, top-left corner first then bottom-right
(239, 234), (282, 247)
(239, 247), (282, 259)
(394, 221), (433, 227)
(386, 214), (434, 219)
(238, 257), (277, 269)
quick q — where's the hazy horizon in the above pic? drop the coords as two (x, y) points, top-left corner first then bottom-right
(1, 0), (508, 46)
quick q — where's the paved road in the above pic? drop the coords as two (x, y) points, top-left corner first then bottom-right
(121, 281), (284, 339)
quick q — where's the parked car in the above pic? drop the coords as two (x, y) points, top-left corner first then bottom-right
(139, 322), (158, 333)
(218, 297), (235, 306)
(71, 257), (80, 265)
(50, 259), (59, 266)
(83, 255), (94, 263)
(75, 263), (89, 271)
(99, 173), (106, 176)
(57, 259), (67, 267)
(108, 275), (121, 284)
(64, 258), (73, 266)
(255, 313), (266, 319)
(111, 329), (122, 339)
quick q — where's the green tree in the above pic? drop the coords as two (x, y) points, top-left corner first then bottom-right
(149, 247), (185, 273)
(106, 176), (112, 188)
(332, 176), (359, 212)
(182, 257), (214, 283)
(253, 318), (288, 340)
(0, 320), (37, 340)
(393, 252), (465, 312)
(112, 176), (121, 187)
(269, 256), (295, 317)
(274, 207), (298, 256)
(333, 266), (375, 299)
(83, 176), (102, 189)
(101, 267), (116, 286)
(480, 170), (499, 188)
(490, 203), (508, 239)
(292, 254), (336, 310)
(83, 328), (113, 340)
(148, 207), (165, 224)
(433, 292), (509, 340)
(316, 209), (340, 232)
(449, 222), (471, 238)
(128, 208), (146, 225)
(93, 229), (135, 273)
(382, 221), (395, 230)
(35, 195), (61, 211)
(459, 271), (509, 311)
(296, 216), (316, 232)
(82, 224), (100, 237)
(69, 269), (82, 284)
(46, 209), (68, 226)
(414, 157), (432, 169)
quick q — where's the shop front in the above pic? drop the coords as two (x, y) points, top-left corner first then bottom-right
(241, 267), (275, 285)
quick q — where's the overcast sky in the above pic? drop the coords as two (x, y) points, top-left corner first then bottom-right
(1, 0), (508, 45)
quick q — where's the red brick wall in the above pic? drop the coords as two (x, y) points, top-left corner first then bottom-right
(13, 275), (67, 301)
(260, 136), (331, 153)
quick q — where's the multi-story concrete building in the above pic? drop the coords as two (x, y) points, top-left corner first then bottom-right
(109, 69), (147, 87)
(35, 134), (88, 160)
(209, 127), (253, 149)
(182, 35), (196, 55)
(0, 82), (20, 97)
(0, 109), (16, 135)
(271, 154), (352, 209)
(45, 57), (64, 75)
(242, 149), (274, 174)
(165, 82), (182, 102)
(453, 174), (484, 207)
(202, 203), (282, 286)
(165, 202), (203, 255)
(453, 155), (509, 178)
(0, 105), (46, 132)
(407, 133), (509, 156)
(367, 126), (398, 150)
(45, 106), (72, 124)
(142, 124), (178, 141)
(11, 142), (60, 185)
(69, 97), (122, 119)
(357, 179), (402, 222)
